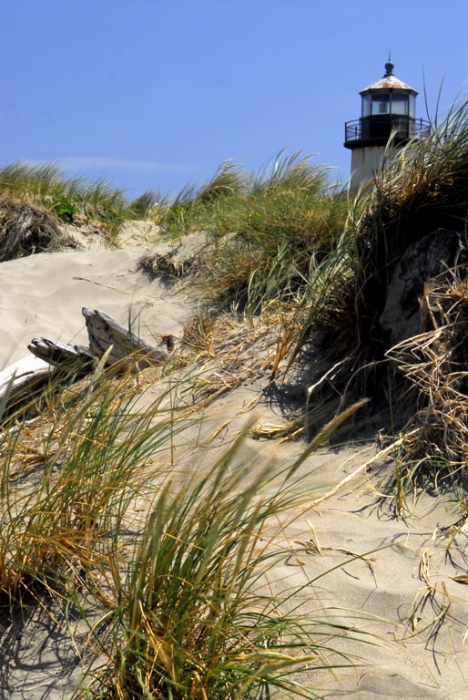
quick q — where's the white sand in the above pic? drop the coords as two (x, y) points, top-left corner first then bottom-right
(1, 238), (467, 699)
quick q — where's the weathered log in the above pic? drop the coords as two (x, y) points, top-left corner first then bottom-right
(28, 338), (95, 371)
(0, 355), (51, 406)
(82, 307), (168, 367)
(379, 229), (464, 346)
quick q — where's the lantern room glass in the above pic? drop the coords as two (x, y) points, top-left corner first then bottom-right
(372, 94), (390, 114)
(391, 94), (409, 115)
(361, 95), (371, 117)
(363, 91), (412, 117)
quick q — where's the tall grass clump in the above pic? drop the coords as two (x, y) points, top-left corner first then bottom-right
(0, 358), (186, 608)
(80, 408), (371, 700)
(305, 96), (468, 484)
(0, 353), (372, 698)
(161, 152), (348, 311)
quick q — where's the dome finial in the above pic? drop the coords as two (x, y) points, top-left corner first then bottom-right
(384, 54), (394, 76)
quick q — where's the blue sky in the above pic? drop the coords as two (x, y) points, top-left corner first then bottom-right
(1, 1), (467, 199)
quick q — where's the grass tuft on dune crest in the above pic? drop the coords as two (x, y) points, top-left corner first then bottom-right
(0, 162), (160, 244)
(158, 151), (349, 311)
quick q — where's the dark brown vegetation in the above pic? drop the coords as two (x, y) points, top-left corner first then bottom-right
(0, 198), (64, 261)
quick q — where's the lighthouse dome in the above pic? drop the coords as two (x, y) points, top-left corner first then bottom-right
(360, 61), (418, 95)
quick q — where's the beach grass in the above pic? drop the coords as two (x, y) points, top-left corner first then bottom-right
(157, 151), (349, 311)
(0, 355), (373, 699)
(302, 96), (468, 485)
(0, 358), (176, 606)
(315, 97), (468, 373)
(81, 436), (363, 699)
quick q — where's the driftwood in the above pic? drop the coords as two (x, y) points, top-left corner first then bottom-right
(0, 309), (170, 412)
(82, 307), (168, 367)
(28, 310), (168, 371)
(28, 338), (95, 371)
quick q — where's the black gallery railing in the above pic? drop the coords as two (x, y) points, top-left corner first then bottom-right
(345, 115), (430, 144)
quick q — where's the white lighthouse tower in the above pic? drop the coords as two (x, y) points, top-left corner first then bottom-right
(344, 60), (429, 187)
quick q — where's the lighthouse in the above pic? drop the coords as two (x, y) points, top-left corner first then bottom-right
(344, 60), (429, 187)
